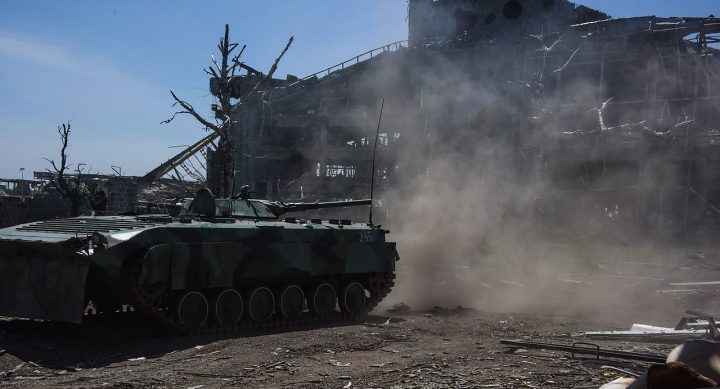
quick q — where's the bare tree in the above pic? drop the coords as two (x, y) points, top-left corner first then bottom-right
(163, 24), (293, 197)
(44, 121), (88, 217)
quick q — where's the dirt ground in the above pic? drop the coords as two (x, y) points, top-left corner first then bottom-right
(0, 299), (713, 389)
(1, 256), (718, 388)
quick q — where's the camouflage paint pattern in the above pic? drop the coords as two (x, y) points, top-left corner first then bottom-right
(0, 240), (89, 323)
(0, 198), (397, 324)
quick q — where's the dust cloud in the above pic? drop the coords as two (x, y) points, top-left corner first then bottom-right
(365, 38), (707, 319)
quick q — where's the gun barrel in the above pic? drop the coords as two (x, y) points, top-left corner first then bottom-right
(285, 199), (371, 213)
(312, 199), (372, 208)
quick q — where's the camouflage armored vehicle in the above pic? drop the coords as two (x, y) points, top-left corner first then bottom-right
(0, 188), (398, 334)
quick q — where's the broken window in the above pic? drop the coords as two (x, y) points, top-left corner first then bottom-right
(325, 164), (356, 178)
(378, 133), (389, 146)
(315, 162), (357, 178)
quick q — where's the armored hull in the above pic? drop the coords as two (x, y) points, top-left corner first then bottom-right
(0, 196), (397, 334)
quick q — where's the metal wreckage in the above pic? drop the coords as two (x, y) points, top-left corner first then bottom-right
(0, 186), (398, 334)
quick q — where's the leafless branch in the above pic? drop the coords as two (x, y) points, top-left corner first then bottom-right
(43, 158), (59, 174)
(164, 25), (293, 197)
(43, 121), (73, 195)
(235, 36), (294, 109)
(42, 121), (88, 216)
(229, 44), (247, 77)
(211, 54), (222, 75)
(44, 167), (64, 194)
(163, 90), (226, 139)
(266, 36), (294, 78)
(160, 110), (188, 125)
(205, 66), (219, 78)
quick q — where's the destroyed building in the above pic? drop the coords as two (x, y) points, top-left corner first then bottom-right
(209, 0), (720, 243)
(0, 138), (214, 228)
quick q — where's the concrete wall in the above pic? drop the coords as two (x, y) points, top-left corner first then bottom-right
(0, 193), (67, 228)
(408, 0), (608, 45)
(102, 176), (139, 214)
(0, 176), (140, 228)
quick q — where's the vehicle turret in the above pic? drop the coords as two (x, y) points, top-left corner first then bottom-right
(264, 199), (371, 218)
(183, 187), (372, 220)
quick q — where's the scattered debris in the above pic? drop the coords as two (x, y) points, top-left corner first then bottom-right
(364, 318), (391, 328)
(501, 340), (666, 363)
(1, 363), (25, 377)
(669, 280), (720, 287)
(329, 360), (351, 367)
(579, 359), (643, 378)
(584, 311), (718, 342)
(584, 324), (706, 341)
(271, 347), (289, 355)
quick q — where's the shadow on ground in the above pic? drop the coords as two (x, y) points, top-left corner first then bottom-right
(0, 312), (394, 370)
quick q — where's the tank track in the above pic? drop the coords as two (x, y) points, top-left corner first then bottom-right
(111, 265), (395, 336)
(367, 272), (395, 311)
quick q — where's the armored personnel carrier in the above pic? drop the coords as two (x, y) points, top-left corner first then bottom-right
(0, 188), (398, 334)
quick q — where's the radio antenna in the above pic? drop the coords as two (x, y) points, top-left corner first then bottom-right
(369, 98), (384, 225)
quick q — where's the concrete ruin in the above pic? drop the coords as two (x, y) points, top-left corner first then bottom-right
(0, 127), (215, 228)
(2, 0), (719, 245)
(0, 173), (140, 228)
(0, 173), (203, 228)
(204, 0), (720, 244)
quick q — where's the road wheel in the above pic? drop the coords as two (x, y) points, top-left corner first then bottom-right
(176, 291), (209, 329)
(279, 285), (305, 319)
(248, 287), (274, 322)
(311, 283), (336, 316)
(341, 281), (366, 315)
(213, 289), (243, 325)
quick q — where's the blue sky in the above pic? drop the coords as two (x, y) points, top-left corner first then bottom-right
(0, 1), (717, 179)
